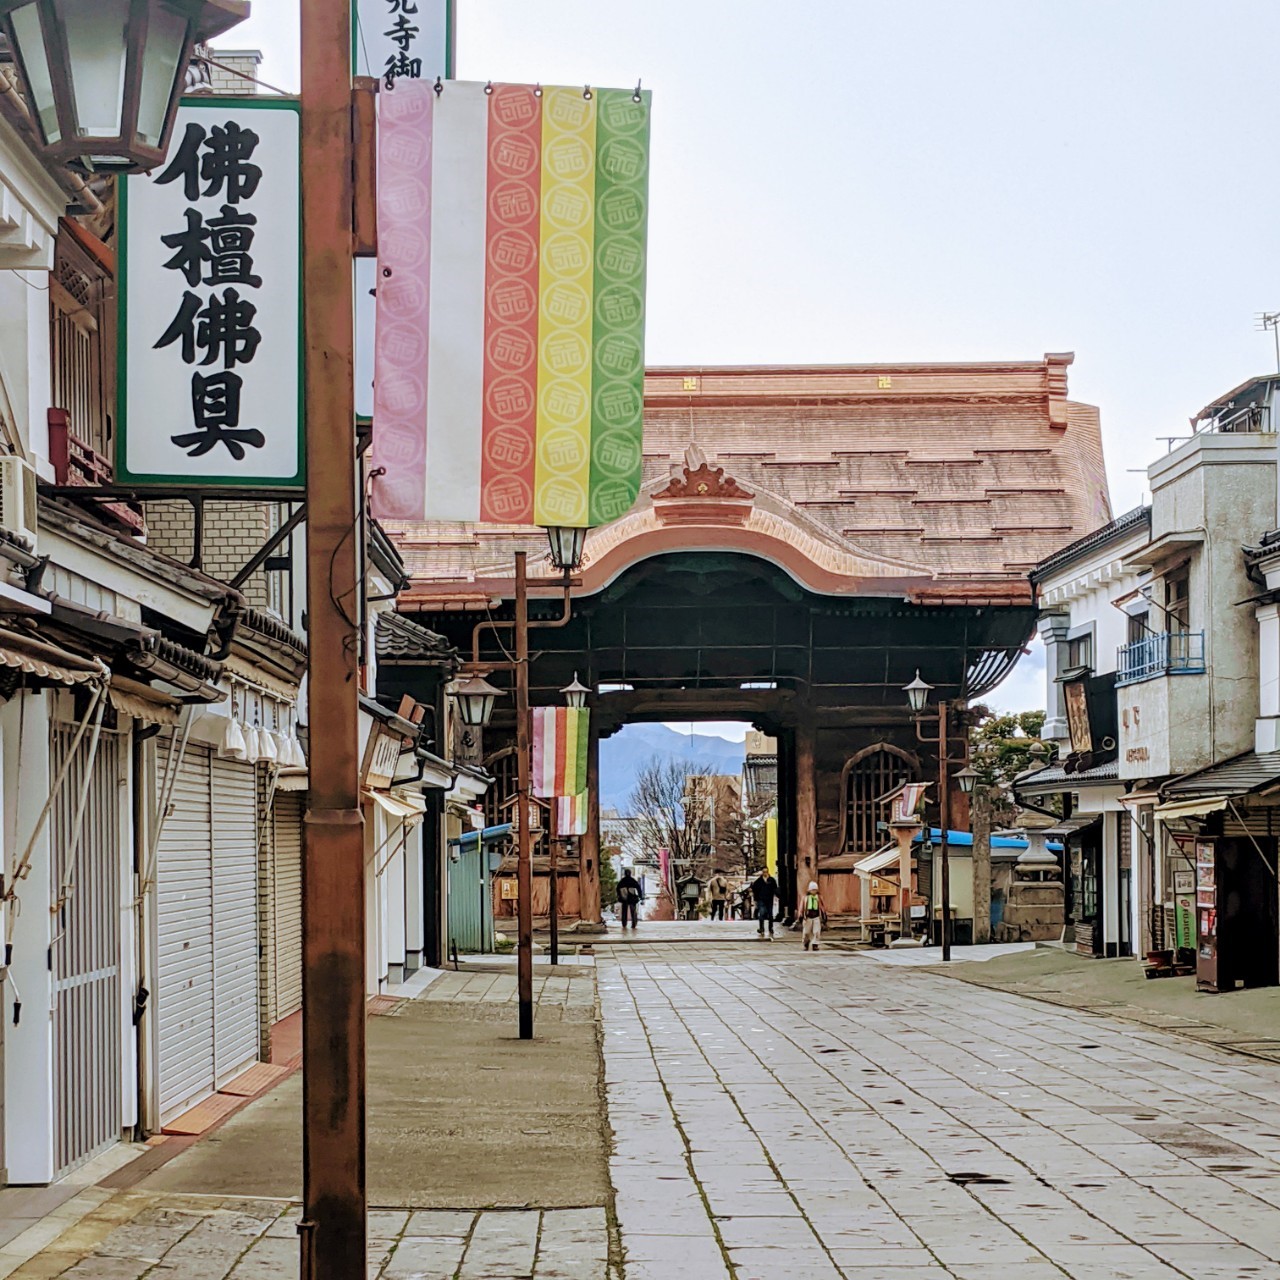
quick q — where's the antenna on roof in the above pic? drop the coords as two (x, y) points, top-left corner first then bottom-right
(1256, 312), (1280, 374)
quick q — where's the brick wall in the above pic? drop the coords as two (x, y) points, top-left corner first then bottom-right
(145, 499), (273, 608)
(196, 50), (264, 98)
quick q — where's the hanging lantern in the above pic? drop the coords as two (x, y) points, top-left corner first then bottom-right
(0, 0), (249, 173)
(545, 525), (587, 573)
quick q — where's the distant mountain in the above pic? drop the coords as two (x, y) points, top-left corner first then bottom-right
(600, 724), (746, 814)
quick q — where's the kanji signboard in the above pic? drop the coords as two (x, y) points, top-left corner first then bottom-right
(119, 99), (302, 489)
(354, 0), (451, 86)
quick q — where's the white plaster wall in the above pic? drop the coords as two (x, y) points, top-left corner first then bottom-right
(386, 825), (406, 975)
(3, 691), (54, 1182)
(0, 269), (53, 473)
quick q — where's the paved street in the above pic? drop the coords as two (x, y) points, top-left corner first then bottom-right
(602, 938), (1280, 1279)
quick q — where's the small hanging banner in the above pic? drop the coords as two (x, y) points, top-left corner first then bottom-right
(119, 98), (302, 489)
(371, 79), (651, 528)
(556, 792), (588, 837)
(531, 706), (589, 798)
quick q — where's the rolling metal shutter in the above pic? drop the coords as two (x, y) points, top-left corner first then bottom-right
(50, 723), (123, 1177)
(157, 744), (261, 1119)
(157, 742), (216, 1120)
(270, 792), (303, 1022)
(211, 757), (260, 1086)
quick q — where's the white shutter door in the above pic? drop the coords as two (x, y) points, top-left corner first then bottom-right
(272, 792), (304, 1021)
(212, 757), (260, 1086)
(158, 743), (215, 1121)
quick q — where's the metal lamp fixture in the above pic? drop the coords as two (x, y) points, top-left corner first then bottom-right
(903, 669), (933, 715)
(545, 525), (587, 573)
(0, 0), (248, 172)
(955, 764), (979, 795)
(450, 672), (503, 728)
(560, 672), (590, 709)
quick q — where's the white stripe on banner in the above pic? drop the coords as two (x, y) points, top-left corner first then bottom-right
(424, 81), (489, 521)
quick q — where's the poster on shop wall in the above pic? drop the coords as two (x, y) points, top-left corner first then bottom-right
(353, 0), (452, 423)
(118, 99), (301, 488)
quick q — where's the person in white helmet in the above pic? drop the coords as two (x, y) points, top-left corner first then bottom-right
(802, 880), (826, 951)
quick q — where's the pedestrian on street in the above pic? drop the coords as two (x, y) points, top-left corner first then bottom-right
(751, 870), (780, 939)
(802, 880), (826, 951)
(707, 869), (730, 920)
(617, 867), (643, 930)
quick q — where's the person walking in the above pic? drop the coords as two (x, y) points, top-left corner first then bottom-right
(617, 867), (643, 930)
(751, 870), (780, 939)
(707, 869), (730, 921)
(801, 880), (826, 951)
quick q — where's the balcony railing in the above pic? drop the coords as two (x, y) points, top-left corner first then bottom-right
(1116, 630), (1206, 687)
(47, 409), (146, 536)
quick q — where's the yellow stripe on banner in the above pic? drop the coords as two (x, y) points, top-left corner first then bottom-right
(534, 87), (597, 526)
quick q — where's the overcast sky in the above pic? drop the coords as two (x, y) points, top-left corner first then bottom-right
(220, 0), (1280, 727)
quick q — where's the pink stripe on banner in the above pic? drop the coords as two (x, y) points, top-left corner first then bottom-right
(371, 79), (435, 520)
(531, 707), (551, 797)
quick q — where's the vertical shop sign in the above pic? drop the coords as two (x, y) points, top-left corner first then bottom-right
(119, 100), (302, 488)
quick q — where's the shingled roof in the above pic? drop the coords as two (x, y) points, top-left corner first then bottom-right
(376, 611), (454, 664)
(391, 356), (1111, 601)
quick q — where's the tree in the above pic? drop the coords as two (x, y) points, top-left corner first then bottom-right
(966, 706), (1048, 942)
(599, 850), (620, 909)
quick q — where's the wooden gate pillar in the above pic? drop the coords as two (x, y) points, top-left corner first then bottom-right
(578, 720), (604, 928)
(796, 721), (819, 902)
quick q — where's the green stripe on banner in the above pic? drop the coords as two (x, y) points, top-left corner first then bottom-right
(588, 88), (651, 525)
(565, 707), (590, 796)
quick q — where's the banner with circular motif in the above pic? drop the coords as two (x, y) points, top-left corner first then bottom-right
(372, 79), (651, 528)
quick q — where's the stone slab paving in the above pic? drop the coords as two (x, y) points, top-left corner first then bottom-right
(2, 1195), (610, 1279)
(600, 943), (1280, 1279)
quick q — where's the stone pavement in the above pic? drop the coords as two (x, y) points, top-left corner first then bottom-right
(3, 1193), (610, 1279)
(601, 937), (1280, 1279)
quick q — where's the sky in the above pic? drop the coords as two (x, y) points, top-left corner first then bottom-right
(219, 0), (1278, 732)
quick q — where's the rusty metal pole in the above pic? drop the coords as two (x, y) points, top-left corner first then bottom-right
(515, 551), (534, 1039)
(939, 701), (952, 963)
(300, 0), (366, 1273)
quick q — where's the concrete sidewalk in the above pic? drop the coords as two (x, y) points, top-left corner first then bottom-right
(920, 944), (1280, 1060)
(3, 969), (614, 1279)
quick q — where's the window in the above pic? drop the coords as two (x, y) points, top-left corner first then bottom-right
(1065, 630), (1093, 672)
(1127, 610), (1149, 645)
(840, 744), (918, 854)
(1166, 565), (1190, 631)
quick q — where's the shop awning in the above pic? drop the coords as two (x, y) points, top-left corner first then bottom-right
(1038, 814), (1101, 839)
(276, 771), (308, 792)
(0, 626), (104, 686)
(108, 677), (181, 727)
(366, 790), (427, 823)
(1155, 796), (1229, 822)
(449, 823), (513, 851)
(853, 845), (904, 877)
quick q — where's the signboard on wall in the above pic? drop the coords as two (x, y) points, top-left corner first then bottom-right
(120, 99), (302, 489)
(1063, 680), (1093, 754)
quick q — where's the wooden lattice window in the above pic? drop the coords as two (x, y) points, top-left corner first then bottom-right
(838, 743), (920, 854)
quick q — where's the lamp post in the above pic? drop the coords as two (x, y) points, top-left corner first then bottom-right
(904, 670), (971, 962)
(0, 0), (248, 172)
(548, 674), (589, 964)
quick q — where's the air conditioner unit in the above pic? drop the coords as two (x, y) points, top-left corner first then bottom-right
(0, 455), (38, 546)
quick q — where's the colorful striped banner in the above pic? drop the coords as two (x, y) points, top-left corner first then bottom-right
(556, 793), (588, 837)
(531, 706), (589, 798)
(371, 79), (651, 527)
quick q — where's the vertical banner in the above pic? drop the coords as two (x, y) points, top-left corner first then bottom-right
(355, 0), (452, 85)
(765, 817), (778, 878)
(372, 80), (651, 527)
(530, 706), (589, 798)
(353, 0), (450, 425)
(119, 99), (302, 488)
(556, 793), (588, 837)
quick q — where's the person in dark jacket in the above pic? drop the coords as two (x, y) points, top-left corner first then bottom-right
(750, 871), (780, 939)
(616, 867), (643, 930)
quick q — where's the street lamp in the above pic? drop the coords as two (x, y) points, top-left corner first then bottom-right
(903, 670), (933, 715)
(0, 0), (249, 172)
(451, 672), (503, 729)
(560, 673), (590, 709)
(903, 672), (968, 962)
(545, 524), (587, 573)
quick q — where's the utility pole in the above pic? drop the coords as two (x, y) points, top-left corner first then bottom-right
(548, 806), (560, 967)
(299, 0), (365, 1274)
(515, 551), (534, 1039)
(938, 701), (952, 963)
